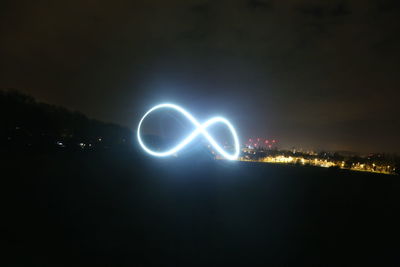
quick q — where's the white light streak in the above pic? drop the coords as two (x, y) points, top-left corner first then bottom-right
(137, 103), (240, 160)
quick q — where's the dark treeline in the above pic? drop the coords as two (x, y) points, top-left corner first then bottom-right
(0, 89), (132, 152)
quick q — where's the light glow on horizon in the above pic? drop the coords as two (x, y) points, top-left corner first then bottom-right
(137, 103), (240, 160)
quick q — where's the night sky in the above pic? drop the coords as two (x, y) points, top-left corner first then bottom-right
(1, 0), (399, 153)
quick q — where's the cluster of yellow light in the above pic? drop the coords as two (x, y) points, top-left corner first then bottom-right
(259, 156), (336, 168)
(263, 155), (294, 163)
(351, 162), (393, 174)
(239, 155), (395, 174)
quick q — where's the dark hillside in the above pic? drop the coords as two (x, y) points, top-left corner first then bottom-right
(0, 89), (131, 152)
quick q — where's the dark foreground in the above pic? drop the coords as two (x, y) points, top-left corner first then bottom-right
(3, 149), (400, 266)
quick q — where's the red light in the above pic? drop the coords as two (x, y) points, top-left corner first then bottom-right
(265, 140), (269, 144)
(272, 139), (275, 143)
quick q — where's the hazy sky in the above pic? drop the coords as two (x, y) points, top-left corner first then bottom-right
(1, 0), (399, 153)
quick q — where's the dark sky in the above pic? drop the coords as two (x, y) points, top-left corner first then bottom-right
(1, 0), (399, 153)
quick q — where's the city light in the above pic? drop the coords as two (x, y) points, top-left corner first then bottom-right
(137, 103), (240, 160)
(239, 148), (396, 174)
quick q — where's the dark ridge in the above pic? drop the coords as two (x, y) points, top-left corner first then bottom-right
(0, 88), (132, 152)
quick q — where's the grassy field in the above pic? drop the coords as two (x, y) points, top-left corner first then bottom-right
(3, 149), (400, 266)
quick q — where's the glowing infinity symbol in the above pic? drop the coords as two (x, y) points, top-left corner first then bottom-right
(137, 103), (240, 160)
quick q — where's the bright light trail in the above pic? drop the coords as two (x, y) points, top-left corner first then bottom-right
(137, 103), (240, 160)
